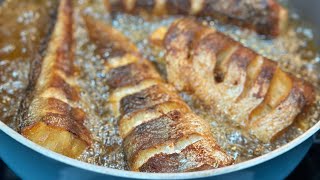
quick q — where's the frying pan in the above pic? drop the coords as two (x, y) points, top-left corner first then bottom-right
(0, 0), (319, 179)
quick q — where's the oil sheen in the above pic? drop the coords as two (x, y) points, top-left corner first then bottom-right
(0, 0), (319, 169)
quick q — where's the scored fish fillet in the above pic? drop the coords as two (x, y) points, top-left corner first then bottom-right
(19, 0), (91, 158)
(149, 18), (315, 142)
(104, 0), (288, 37)
(83, 15), (233, 172)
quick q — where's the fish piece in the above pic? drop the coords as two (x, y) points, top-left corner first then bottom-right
(106, 60), (161, 89)
(248, 70), (314, 141)
(105, 0), (288, 37)
(83, 15), (233, 172)
(19, 0), (91, 158)
(151, 18), (315, 142)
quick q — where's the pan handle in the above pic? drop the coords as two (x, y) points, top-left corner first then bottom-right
(313, 130), (320, 144)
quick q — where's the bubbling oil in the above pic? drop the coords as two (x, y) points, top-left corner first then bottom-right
(75, 0), (320, 166)
(0, 0), (57, 130)
(0, 0), (319, 169)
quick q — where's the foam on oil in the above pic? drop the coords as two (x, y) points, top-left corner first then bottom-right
(0, 0), (319, 169)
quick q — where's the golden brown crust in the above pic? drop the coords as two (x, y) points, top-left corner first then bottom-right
(25, 98), (91, 145)
(119, 84), (180, 116)
(248, 80), (312, 141)
(105, 0), (287, 37)
(163, 18), (200, 91)
(119, 100), (191, 138)
(84, 15), (233, 172)
(106, 60), (161, 89)
(20, 0), (91, 158)
(162, 18), (315, 142)
(22, 121), (88, 158)
(124, 110), (212, 170)
(42, 74), (80, 101)
(139, 139), (233, 172)
(200, 0), (287, 36)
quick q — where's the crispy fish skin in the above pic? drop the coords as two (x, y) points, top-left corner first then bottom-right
(104, 0), (287, 37)
(83, 15), (233, 172)
(20, 0), (91, 158)
(160, 18), (315, 142)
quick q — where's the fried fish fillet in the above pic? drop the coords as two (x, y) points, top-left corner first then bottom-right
(104, 0), (287, 37)
(19, 0), (91, 158)
(150, 18), (315, 142)
(83, 15), (233, 172)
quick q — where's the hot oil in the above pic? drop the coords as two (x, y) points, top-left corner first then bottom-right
(0, 0), (319, 169)
(75, 0), (320, 166)
(74, 0), (127, 169)
(0, 0), (57, 130)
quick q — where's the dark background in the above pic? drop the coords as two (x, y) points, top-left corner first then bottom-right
(1, 143), (320, 180)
